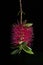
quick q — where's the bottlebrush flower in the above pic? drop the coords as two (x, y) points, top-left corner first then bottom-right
(11, 0), (34, 55)
(11, 23), (33, 47)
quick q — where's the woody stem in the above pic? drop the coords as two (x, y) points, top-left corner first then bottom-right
(19, 0), (22, 24)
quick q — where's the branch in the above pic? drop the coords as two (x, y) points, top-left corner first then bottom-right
(20, 0), (22, 24)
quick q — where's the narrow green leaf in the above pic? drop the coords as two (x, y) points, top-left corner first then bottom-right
(11, 45), (23, 55)
(23, 23), (33, 27)
(22, 42), (27, 46)
(22, 45), (34, 54)
(11, 49), (19, 55)
(19, 45), (22, 50)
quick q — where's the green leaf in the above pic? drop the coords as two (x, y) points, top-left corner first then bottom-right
(11, 44), (21, 49)
(11, 49), (19, 55)
(23, 23), (33, 27)
(22, 45), (34, 54)
(22, 42), (27, 46)
(19, 45), (22, 50)
(11, 45), (23, 55)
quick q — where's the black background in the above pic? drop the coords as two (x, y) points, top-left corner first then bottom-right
(0, 0), (43, 65)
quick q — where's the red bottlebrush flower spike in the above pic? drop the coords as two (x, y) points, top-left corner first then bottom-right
(11, 23), (34, 55)
(11, 0), (34, 55)
(11, 23), (33, 46)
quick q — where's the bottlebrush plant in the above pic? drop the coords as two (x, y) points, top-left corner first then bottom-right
(11, 0), (34, 55)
